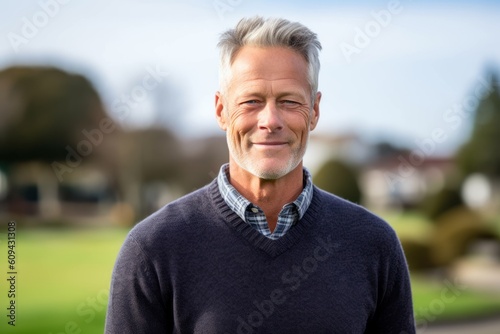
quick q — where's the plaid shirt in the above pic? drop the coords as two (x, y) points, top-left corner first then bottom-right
(217, 163), (314, 240)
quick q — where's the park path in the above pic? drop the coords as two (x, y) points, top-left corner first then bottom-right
(420, 316), (500, 334)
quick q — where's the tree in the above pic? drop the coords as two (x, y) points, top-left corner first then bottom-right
(456, 72), (500, 177)
(0, 66), (108, 162)
(178, 136), (228, 192)
(119, 127), (181, 183)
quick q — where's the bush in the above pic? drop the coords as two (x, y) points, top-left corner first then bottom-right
(420, 186), (464, 220)
(430, 206), (498, 267)
(400, 237), (435, 271)
(313, 159), (362, 203)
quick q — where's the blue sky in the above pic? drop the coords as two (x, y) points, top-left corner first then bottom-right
(1, 0), (500, 156)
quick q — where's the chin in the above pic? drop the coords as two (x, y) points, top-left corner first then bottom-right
(246, 160), (300, 180)
(251, 169), (286, 180)
(228, 141), (304, 180)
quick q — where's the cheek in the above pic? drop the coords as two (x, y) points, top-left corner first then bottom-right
(229, 110), (254, 135)
(289, 110), (312, 136)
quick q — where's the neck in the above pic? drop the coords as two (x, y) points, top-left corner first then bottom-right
(227, 159), (304, 231)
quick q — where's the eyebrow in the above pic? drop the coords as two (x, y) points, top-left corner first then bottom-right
(236, 89), (307, 99)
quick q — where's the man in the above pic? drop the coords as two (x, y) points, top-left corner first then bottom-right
(105, 17), (416, 333)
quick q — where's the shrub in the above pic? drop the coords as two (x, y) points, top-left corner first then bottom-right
(313, 159), (362, 203)
(420, 186), (464, 221)
(399, 237), (435, 271)
(430, 206), (498, 267)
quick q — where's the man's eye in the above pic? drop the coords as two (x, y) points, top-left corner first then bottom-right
(244, 100), (259, 105)
(280, 100), (300, 107)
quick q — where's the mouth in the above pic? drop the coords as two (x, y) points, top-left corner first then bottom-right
(252, 142), (288, 150)
(253, 141), (287, 146)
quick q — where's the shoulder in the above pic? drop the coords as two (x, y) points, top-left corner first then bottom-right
(127, 181), (217, 250)
(312, 186), (400, 252)
(312, 186), (389, 228)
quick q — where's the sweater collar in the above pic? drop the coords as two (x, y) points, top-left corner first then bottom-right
(216, 163), (314, 224)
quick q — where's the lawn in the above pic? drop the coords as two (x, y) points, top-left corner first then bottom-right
(0, 227), (128, 334)
(412, 274), (500, 328)
(0, 224), (499, 333)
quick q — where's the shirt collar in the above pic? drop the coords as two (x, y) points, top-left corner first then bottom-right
(217, 163), (313, 222)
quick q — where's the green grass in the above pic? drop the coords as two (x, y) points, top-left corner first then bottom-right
(384, 211), (500, 324)
(412, 275), (500, 324)
(0, 224), (499, 333)
(378, 210), (434, 242)
(0, 227), (128, 334)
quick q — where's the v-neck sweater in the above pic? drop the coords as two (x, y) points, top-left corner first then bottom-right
(105, 179), (416, 334)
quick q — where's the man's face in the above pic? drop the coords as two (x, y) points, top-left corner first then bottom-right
(216, 46), (321, 180)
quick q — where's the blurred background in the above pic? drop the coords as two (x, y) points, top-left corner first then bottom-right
(0, 0), (499, 333)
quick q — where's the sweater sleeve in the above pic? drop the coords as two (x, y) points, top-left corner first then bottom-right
(105, 232), (171, 334)
(366, 230), (416, 334)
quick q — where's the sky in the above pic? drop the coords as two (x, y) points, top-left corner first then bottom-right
(1, 0), (500, 156)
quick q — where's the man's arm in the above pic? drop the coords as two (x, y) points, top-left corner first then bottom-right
(366, 233), (416, 334)
(105, 233), (171, 333)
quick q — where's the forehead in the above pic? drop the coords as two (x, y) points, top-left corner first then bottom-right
(228, 46), (310, 92)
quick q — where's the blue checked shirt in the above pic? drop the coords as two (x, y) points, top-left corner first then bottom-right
(217, 163), (314, 240)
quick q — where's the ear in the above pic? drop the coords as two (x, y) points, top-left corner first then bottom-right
(215, 91), (227, 131)
(309, 91), (321, 131)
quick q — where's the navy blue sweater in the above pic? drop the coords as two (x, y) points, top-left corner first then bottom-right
(105, 179), (415, 333)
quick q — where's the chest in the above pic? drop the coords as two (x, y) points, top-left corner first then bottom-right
(166, 247), (377, 333)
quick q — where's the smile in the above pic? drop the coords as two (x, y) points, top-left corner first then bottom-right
(253, 142), (288, 147)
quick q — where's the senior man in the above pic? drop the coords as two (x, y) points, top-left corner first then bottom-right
(105, 16), (416, 334)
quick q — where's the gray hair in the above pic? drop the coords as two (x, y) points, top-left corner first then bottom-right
(217, 16), (322, 102)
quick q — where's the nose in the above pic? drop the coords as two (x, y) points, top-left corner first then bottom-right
(258, 102), (284, 132)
